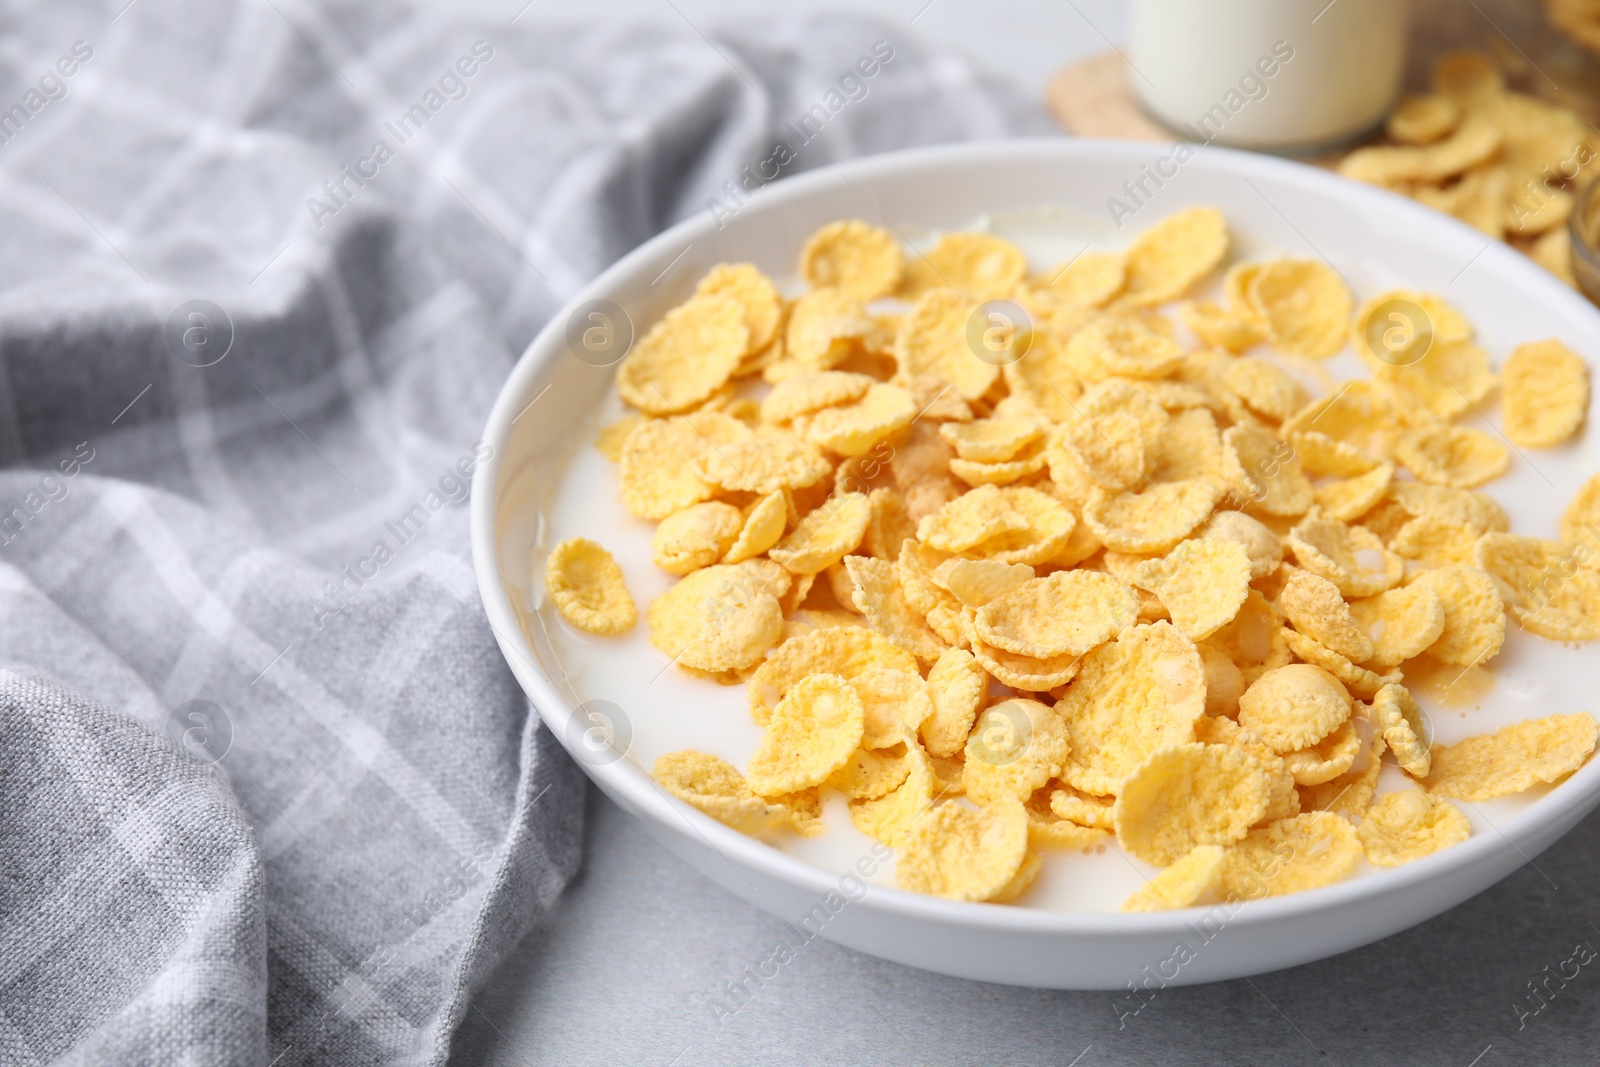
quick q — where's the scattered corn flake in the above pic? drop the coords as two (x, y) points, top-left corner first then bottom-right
(902, 232), (1029, 302)
(796, 382), (918, 457)
(1224, 358), (1310, 422)
(1199, 641), (1246, 717)
(1291, 431), (1381, 478)
(745, 673), (865, 795)
(1056, 622), (1207, 795)
(1386, 93), (1460, 144)
(940, 417), (1044, 463)
(1149, 407), (1225, 485)
(1389, 482), (1508, 534)
(1222, 423), (1315, 518)
(1207, 588), (1288, 673)
(1279, 570), (1375, 663)
(1061, 411), (1147, 492)
(1371, 683), (1432, 778)
(988, 850), (1044, 903)
(1358, 790), (1471, 867)
(1286, 515), (1403, 598)
(1394, 425), (1510, 488)
(655, 750), (821, 837)
(617, 295), (748, 414)
(1198, 510), (1283, 579)
(922, 647), (986, 757)
(1181, 300), (1266, 353)
(1475, 532), (1600, 641)
(1377, 339), (1496, 421)
(723, 491), (788, 564)
(695, 429), (833, 494)
(1067, 316), (1186, 380)
(651, 502), (744, 575)
(939, 558), (1035, 608)
(748, 625), (920, 725)
(1193, 714), (1302, 823)
(895, 797), (1030, 901)
(1283, 718), (1361, 786)
(596, 414), (645, 462)
(1114, 743), (1272, 866)
(1281, 380), (1396, 458)
(894, 288), (999, 401)
(1405, 565), (1506, 667)
(970, 636), (1084, 691)
(962, 486), (1080, 566)
(1502, 339), (1589, 448)
(845, 554), (948, 661)
(1084, 477), (1224, 554)
(1131, 538), (1251, 642)
(976, 569), (1140, 658)
(851, 667), (934, 751)
(1425, 712), (1599, 801)
(1315, 462), (1395, 523)
(1003, 339), (1084, 422)
(620, 413), (748, 520)
(863, 488), (916, 561)
(800, 219), (904, 300)
(1049, 784), (1118, 831)
(1245, 259), (1352, 359)
(1561, 473), (1600, 550)
(1237, 663), (1353, 753)
(1120, 206), (1228, 307)
(963, 698), (1071, 805)
(648, 563), (784, 672)
(849, 740), (937, 847)
(949, 441), (1049, 487)
(1282, 629), (1395, 701)
(917, 484), (1030, 553)
(768, 492), (870, 574)
(829, 744), (913, 799)
(1299, 729), (1385, 818)
(1027, 801), (1112, 851)
(786, 287), (873, 370)
(1040, 250), (1126, 307)
(547, 537), (637, 635)
(1337, 112), (1500, 186)
(695, 262), (783, 354)
(1389, 512), (1481, 568)
(1219, 811), (1360, 901)
(1350, 584), (1447, 668)
(760, 370), (873, 423)
(1121, 844), (1227, 912)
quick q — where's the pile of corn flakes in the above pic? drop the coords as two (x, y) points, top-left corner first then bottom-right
(1339, 49), (1595, 286)
(546, 201), (1600, 911)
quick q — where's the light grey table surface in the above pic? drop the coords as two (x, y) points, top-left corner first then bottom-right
(450, 783), (1600, 1066)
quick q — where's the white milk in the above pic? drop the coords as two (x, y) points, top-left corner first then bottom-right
(1129, 0), (1409, 152)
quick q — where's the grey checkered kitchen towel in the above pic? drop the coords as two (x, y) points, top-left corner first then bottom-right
(0, 2), (1049, 1064)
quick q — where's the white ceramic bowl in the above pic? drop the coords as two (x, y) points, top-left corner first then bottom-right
(471, 140), (1600, 988)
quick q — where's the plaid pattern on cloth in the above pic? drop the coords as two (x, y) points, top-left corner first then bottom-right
(0, 1), (1048, 1063)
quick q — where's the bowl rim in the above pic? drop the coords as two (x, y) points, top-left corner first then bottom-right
(471, 136), (1600, 937)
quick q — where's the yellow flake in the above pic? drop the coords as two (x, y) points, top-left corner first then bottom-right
(1237, 663), (1353, 753)
(1149, 407), (1225, 485)
(1040, 250), (1126, 307)
(799, 219), (904, 300)
(978, 570), (1140, 659)
(922, 647), (987, 757)
(1120, 206), (1228, 307)
(1562, 473), (1600, 549)
(1352, 289), (1474, 372)
(1291, 431), (1381, 478)
(617, 295), (748, 414)
(695, 262), (783, 354)
(1048, 785), (1117, 830)
(1502, 339), (1589, 448)
(894, 287), (999, 401)
(1219, 811), (1360, 900)
(1181, 300), (1265, 353)
(1192, 714), (1302, 823)
(1206, 588), (1288, 674)
(1338, 112), (1500, 185)
(849, 742), (937, 846)
(749, 625), (919, 724)
(785, 287), (873, 370)
(1003, 337), (1084, 422)
(760, 370), (874, 424)
(1223, 358), (1310, 422)
(648, 563), (784, 672)
(1394, 425), (1510, 488)
(1056, 621), (1207, 795)
(938, 558), (1035, 608)
(654, 750), (821, 837)
(596, 414), (645, 462)
(1114, 743), (1272, 866)
(844, 554), (948, 661)
(1404, 565), (1506, 667)
(901, 232), (1028, 301)
(1282, 628), (1396, 701)
(1371, 682), (1432, 778)
(723, 491), (788, 565)
(1299, 730), (1385, 818)
(1199, 641), (1245, 717)
(1084, 477), (1224, 554)
(1061, 411), (1147, 492)
(1286, 515), (1403, 598)
(1278, 570), (1374, 662)
(546, 537), (636, 635)
(1197, 510), (1283, 579)
(1315, 462), (1395, 522)
(970, 637), (1084, 692)
(1390, 482), (1507, 534)
(829, 744), (913, 799)
(1066, 316), (1186, 380)
(939, 417), (1044, 463)
(745, 673), (865, 795)
(1222, 424), (1314, 517)
(1386, 93), (1460, 144)
(1244, 259), (1352, 359)
(768, 492), (870, 574)
(1357, 790), (1471, 866)
(1475, 532), (1600, 641)
(1282, 719), (1361, 786)
(948, 441), (1049, 487)
(1388, 512), (1481, 568)
(1130, 538), (1251, 642)
(862, 488), (916, 561)
(795, 382), (918, 457)
(1281, 380), (1397, 458)
(963, 698), (1071, 805)
(917, 484), (1029, 553)
(1027, 800), (1112, 852)
(895, 797), (1030, 901)
(963, 486), (1080, 566)
(1376, 339), (1496, 420)
(1425, 713), (1599, 801)
(1121, 844), (1227, 912)
(651, 502), (744, 575)
(851, 667), (934, 751)
(695, 429), (834, 494)
(1350, 584), (1446, 668)
(1080, 378), (1172, 451)
(619, 412), (749, 520)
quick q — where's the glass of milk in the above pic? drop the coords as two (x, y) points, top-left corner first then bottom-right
(1128, 0), (1410, 153)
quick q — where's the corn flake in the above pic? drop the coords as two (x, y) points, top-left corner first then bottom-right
(977, 570), (1141, 658)
(1237, 663), (1353, 753)
(1067, 316), (1186, 380)
(745, 673), (864, 795)
(1222, 424), (1314, 518)
(1220, 811), (1360, 900)
(1426, 712), (1599, 801)
(895, 288), (998, 401)
(617, 295), (748, 414)
(723, 491), (788, 565)
(845, 554), (948, 662)
(851, 667), (934, 750)
(895, 797), (1030, 901)
(695, 262), (783, 354)
(970, 637), (1084, 691)
(849, 742), (938, 846)
(768, 492), (870, 574)
(1131, 538), (1251, 642)
(695, 430), (834, 494)
(748, 625), (919, 724)
(1358, 790), (1471, 866)
(1502, 339), (1589, 448)
(1287, 515), (1403, 598)
(963, 698), (1071, 805)
(1121, 844), (1227, 912)
(800, 220), (904, 300)
(655, 750), (821, 837)
(829, 744), (913, 799)
(1120, 206), (1228, 307)
(1114, 743), (1272, 866)
(1371, 682), (1431, 777)
(902, 232), (1028, 301)
(1350, 584), (1446, 668)
(1085, 477), (1224, 554)
(1245, 260), (1352, 359)
(1282, 718), (1361, 786)
(1475, 532), (1600, 641)
(921, 647), (987, 757)
(1181, 300), (1266, 353)
(547, 537), (636, 635)
(1040, 250), (1126, 307)
(760, 370), (873, 423)
(1394, 425), (1510, 488)
(795, 382), (918, 457)
(620, 413), (748, 520)
(1279, 570), (1374, 662)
